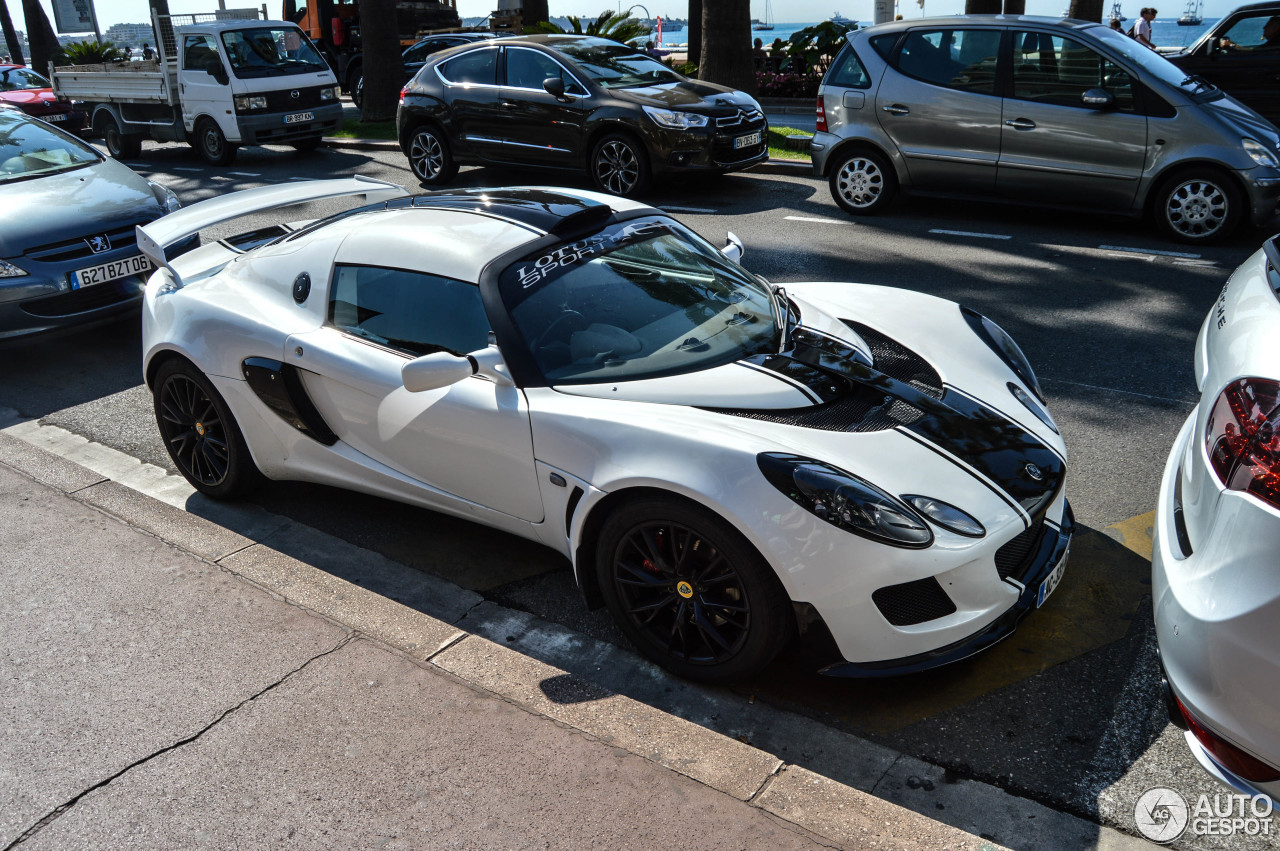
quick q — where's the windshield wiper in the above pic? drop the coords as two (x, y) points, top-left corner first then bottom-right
(1179, 74), (1216, 92)
(772, 285), (794, 352)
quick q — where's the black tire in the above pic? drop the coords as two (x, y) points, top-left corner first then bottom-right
(153, 359), (262, 499)
(351, 72), (364, 109)
(1151, 168), (1242, 244)
(596, 497), (793, 683)
(102, 115), (142, 159)
(828, 147), (897, 215)
(406, 124), (458, 185)
(292, 136), (324, 153)
(194, 118), (238, 166)
(590, 132), (651, 198)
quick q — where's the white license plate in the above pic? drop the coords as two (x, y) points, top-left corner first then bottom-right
(71, 254), (151, 289)
(45, 113), (67, 122)
(1036, 543), (1069, 608)
(283, 111), (313, 125)
(734, 131), (761, 150)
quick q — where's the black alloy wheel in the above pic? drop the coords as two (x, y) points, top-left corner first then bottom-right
(407, 124), (458, 185)
(590, 133), (650, 198)
(597, 498), (791, 683)
(153, 360), (261, 499)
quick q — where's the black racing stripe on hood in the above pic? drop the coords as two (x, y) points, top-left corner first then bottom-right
(782, 330), (1064, 517)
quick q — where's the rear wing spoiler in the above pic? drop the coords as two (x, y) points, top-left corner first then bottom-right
(136, 175), (410, 285)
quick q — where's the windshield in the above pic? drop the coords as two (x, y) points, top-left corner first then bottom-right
(0, 67), (50, 91)
(1091, 25), (1216, 92)
(221, 27), (328, 78)
(0, 111), (99, 183)
(551, 40), (682, 88)
(500, 217), (777, 384)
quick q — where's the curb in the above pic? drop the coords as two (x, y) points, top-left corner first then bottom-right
(0, 415), (1158, 850)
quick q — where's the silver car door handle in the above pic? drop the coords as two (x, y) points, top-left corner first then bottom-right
(881, 104), (909, 115)
(1005, 118), (1036, 130)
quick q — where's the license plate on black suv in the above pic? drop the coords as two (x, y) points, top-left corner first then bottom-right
(734, 131), (761, 150)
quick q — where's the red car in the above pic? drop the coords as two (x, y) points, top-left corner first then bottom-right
(0, 64), (85, 132)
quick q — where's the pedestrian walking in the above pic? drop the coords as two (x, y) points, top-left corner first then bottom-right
(1133, 8), (1157, 48)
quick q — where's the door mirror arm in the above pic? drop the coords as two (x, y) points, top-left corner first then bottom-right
(722, 231), (745, 263)
(402, 345), (512, 393)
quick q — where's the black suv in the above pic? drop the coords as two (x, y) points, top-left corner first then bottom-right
(395, 35), (768, 197)
(1165, 2), (1280, 126)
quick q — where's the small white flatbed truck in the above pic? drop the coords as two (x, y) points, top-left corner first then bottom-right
(51, 11), (342, 165)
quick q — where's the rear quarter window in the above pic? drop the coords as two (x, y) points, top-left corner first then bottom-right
(439, 49), (497, 85)
(825, 45), (872, 89)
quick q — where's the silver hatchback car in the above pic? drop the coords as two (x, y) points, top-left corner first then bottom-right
(810, 16), (1280, 243)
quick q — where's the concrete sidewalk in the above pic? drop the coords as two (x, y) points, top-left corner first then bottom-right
(0, 437), (1001, 849)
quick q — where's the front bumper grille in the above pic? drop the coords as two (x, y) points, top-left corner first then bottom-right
(872, 577), (958, 626)
(995, 517), (1047, 583)
(262, 85), (330, 111)
(25, 222), (148, 264)
(20, 278), (144, 318)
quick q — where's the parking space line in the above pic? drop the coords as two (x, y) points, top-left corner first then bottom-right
(172, 167), (203, 172)
(929, 229), (1012, 240)
(1098, 244), (1200, 259)
(1042, 377), (1197, 406)
(123, 163), (149, 169)
(784, 215), (849, 225)
(228, 172), (261, 177)
(661, 205), (717, 214)
(288, 176), (312, 181)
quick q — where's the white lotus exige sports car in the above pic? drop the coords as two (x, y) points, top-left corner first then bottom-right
(137, 177), (1072, 683)
(1153, 235), (1280, 800)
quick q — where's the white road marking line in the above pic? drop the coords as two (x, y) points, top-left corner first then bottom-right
(123, 163), (149, 169)
(661, 205), (717, 214)
(784, 215), (849, 225)
(929, 229), (1012, 240)
(288, 176), (312, 181)
(1041, 377), (1197, 406)
(172, 167), (203, 172)
(228, 171), (261, 177)
(1098, 244), (1200, 259)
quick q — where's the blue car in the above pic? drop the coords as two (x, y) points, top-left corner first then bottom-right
(0, 108), (191, 341)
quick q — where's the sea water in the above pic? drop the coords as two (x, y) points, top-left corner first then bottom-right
(652, 18), (1216, 50)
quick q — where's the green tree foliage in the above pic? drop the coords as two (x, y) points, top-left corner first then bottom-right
(59, 39), (128, 64)
(525, 11), (651, 45)
(784, 20), (854, 75)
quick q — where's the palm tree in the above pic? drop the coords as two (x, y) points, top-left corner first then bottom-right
(60, 39), (127, 64)
(526, 11), (651, 45)
(21, 0), (59, 74)
(1067, 0), (1105, 21)
(1, 0), (25, 64)
(688, 0), (702, 69)
(700, 0), (754, 95)
(358, 0), (402, 122)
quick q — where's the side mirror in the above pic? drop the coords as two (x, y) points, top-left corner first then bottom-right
(401, 344), (513, 393)
(1082, 87), (1114, 109)
(721, 231), (745, 264)
(206, 63), (228, 85)
(543, 76), (567, 98)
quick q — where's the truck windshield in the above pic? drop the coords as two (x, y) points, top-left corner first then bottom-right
(221, 27), (328, 78)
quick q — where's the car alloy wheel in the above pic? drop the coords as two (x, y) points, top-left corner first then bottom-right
(596, 140), (640, 195)
(407, 126), (456, 185)
(1163, 177), (1231, 240)
(833, 154), (889, 212)
(153, 360), (261, 498)
(596, 498), (792, 682)
(611, 519), (754, 665)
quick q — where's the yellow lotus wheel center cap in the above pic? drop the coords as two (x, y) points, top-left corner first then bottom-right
(195, 422), (206, 436)
(676, 581), (694, 599)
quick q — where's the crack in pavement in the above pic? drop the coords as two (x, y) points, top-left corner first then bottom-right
(3, 633), (356, 850)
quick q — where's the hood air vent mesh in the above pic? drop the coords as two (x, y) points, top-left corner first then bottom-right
(843, 321), (944, 400)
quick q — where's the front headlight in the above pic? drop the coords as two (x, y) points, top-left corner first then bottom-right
(147, 180), (181, 214)
(1243, 137), (1279, 168)
(233, 95), (268, 112)
(0, 259), (28, 278)
(961, 306), (1044, 403)
(758, 454), (933, 548)
(643, 105), (709, 130)
(320, 86), (339, 101)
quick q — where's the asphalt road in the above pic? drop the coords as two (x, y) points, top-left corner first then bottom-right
(3, 137), (1275, 849)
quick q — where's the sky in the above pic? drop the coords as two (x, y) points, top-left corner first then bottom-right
(23, 0), (1233, 34)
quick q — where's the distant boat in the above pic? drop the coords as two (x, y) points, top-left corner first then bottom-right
(754, 0), (774, 31)
(1177, 0), (1203, 25)
(830, 11), (855, 25)
(1109, 1), (1126, 22)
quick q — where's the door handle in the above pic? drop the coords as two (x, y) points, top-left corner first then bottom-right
(1005, 118), (1036, 130)
(500, 100), (520, 110)
(881, 104), (909, 115)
